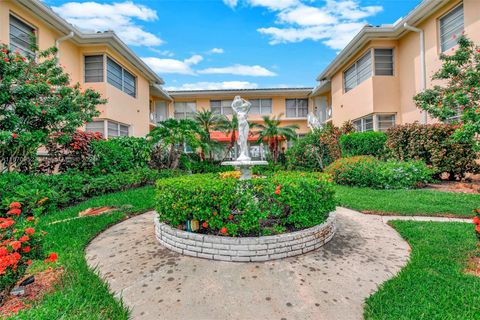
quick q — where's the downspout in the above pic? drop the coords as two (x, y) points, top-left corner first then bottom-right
(55, 31), (74, 60)
(404, 23), (427, 124)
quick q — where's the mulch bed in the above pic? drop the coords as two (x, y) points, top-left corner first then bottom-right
(465, 248), (480, 277)
(0, 267), (64, 318)
(426, 181), (480, 194)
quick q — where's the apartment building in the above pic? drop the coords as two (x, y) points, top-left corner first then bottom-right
(311, 0), (480, 132)
(0, 0), (171, 138)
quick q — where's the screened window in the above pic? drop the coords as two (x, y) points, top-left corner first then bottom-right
(85, 120), (129, 137)
(377, 114), (396, 132)
(211, 100), (233, 115)
(84, 55), (104, 83)
(353, 116), (374, 132)
(9, 15), (35, 58)
(174, 102), (196, 119)
(250, 99), (272, 114)
(286, 99), (308, 118)
(107, 57), (136, 97)
(374, 49), (394, 76)
(344, 51), (372, 92)
(440, 4), (464, 52)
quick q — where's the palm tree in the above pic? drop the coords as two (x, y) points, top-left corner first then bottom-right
(254, 114), (299, 163)
(194, 109), (224, 161)
(216, 114), (239, 160)
(148, 119), (201, 169)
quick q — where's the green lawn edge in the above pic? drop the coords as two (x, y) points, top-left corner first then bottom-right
(365, 221), (480, 320)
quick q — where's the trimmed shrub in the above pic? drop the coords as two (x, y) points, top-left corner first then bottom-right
(0, 168), (179, 216)
(340, 132), (387, 157)
(325, 156), (432, 189)
(286, 126), (341, 171)
(155, 172), (336, 237)
(386, 123), (479, 180)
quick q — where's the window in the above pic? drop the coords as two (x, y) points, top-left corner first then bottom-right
(353, 115), (374, 132)
(174, 102), (196, 119)
(377, 114), (396, 132)
(9, 15), (35, 58)
(374, 49), (394, 76)
(440, 4), (464, 52)
(107, 57), (136, 97)
(211, 100), (233, 115)
(85, 120), (129, 137)
(250, 99), (272, 114)
(286, 99), (308, 118)
(344, 51), (372, 92)
(84, 55), (104, 83)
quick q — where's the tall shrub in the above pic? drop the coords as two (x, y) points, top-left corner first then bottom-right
(386, 123), (479, 180)
(340, 132), (387, 157)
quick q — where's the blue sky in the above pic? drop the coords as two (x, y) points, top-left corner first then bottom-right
(44, 0), (422, 90)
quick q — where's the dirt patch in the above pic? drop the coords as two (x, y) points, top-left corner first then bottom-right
(0, 267), (64, 318)
(79, 206), (117, 217)
(465, 250), (480, 277)
(360, 210), (471, 219)
(426, 181), (480, 194)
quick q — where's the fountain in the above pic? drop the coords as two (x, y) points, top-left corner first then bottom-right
(221, 96), (268, 179)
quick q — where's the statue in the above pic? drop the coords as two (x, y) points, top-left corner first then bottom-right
(308, 112), (323, 131)
(231, 96), (252, 161)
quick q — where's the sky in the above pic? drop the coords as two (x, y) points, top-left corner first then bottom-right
(42, 0), (422, 90)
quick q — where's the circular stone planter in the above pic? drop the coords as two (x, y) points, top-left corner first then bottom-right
(153, 212), (336, 262)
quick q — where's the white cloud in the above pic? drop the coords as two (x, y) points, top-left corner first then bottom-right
(142, 55), (203, 75)
(166, 81), (259, 91)
(198, 64), (277, 77)
(52, 1), (163, 46)
(225, 0), (383, 50)
(223, 0), (238, 8)
(208, 48), (225, 54)
(149, 48), (175, 57)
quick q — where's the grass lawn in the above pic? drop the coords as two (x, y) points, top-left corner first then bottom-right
(336, 186), (480, 217)
(365, 221), (480, 320)
(13, 186), (156, 320)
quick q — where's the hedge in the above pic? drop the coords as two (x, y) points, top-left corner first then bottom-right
(340, 132), (387, 157)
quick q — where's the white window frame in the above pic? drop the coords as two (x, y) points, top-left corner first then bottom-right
(106, 56), (137, 98)
(374, 48), (394, 76)
(210, 100), (233, 115)
(376, 114), (396, 132)
(9, 14), (36, 59)
(85, 120), (130, 138)
(174, 102), (196, 119)
(343, 50), (372, 93)
(84, 55), (105, 83)
(439, 3), (464, 53)
(353, 115), (374, 132)
(285, 98), (308, 118)
(250, 99), (272, 115)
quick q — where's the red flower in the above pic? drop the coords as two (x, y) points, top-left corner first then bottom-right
(228, 214), (234, 220)
(25, 228), (35, 235)
(274, 189), (281, 195)
(26, 260), (32, 266)
(27, 216), (34, 222)
(10, 241), (21, 251)
(213, 211), (217, 216)
(0, 248), (8, 257)
(476, 225), (480, 233)
(9, 202), (21, 209)
(220, 227), (228, 235)
(0, 218), (15, 229)
(22, 246), (30, 253)
(19, 235), (29, 243)
(7, 208), (21, 216)
(41, 110), (46, 115)
(473, 216), (480, 225)
(12, 133), (17, 139)
(3, 58), (9, 62)
(202, 222), (208, 228)
(45, 252), (58, 263)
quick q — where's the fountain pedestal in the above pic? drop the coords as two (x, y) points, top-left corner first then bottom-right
(221, 160), (268, 180)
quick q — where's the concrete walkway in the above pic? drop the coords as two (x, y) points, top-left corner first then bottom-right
(85, 208), (468, 320)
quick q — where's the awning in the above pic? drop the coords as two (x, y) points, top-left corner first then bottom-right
(210, 131), (285, 142)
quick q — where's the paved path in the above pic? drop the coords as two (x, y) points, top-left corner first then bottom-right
(85, 208), (468, 320)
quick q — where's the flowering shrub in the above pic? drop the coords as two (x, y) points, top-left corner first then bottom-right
(386, 123), (479, 180)
(473, 209), (480, 241)
(0, 202), (57, 302)
(219, 171), (241, 179)
(155, 172), (335, 237)
(340, 132), (387, 157)
(325, 156), (432, 189)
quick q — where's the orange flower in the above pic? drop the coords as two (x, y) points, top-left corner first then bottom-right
(213, 211), (218, 216)
(7, 208), (21, 216)
(19, 235), (29, 243)
(228, 214), (234, 220)
(473, 216), (480, 225)
(202, 222), (208, 228)
(274, 189), (281, 195)
(27, 216), (34, 222)
(220, 227), (228, 235)
(476, 225), (480, 233)
(26, 260), (32, 266)
(45, 252), (58, 263)
(9, 202), (21, 209)
(10, 241), (21, 251)
(25, 228), (35, 235)
(22, 246), (30, 253)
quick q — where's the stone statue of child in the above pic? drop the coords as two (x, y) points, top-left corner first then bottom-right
(231, 96), (252, 161)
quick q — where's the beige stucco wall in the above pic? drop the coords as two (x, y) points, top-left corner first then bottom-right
(170, 93), (312, 135)
(0, 0), (152, 137)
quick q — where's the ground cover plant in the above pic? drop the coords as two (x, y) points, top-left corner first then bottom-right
(365, 221), (480, 319)
(156, 172), (336, 236)
(325, 156), (432, 189)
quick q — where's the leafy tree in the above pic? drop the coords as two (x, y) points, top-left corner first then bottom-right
(148, 119), (201, 169)
(254, 114), (299, 163)
(0, 43), (104, 172)
(194, 109), (223, 161)
(414, 35), (480, 147)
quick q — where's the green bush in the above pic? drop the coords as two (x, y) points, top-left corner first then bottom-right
(155, 172), (336, 237)
(340, 132), (386, 157)
(325, 156), (432, 189)
(386, 123), (479, 180)
(90, 137), (152, 174)
(0, 168), (179, 216)
(251, 163), (284, 176)
(286, 127), (341, 171)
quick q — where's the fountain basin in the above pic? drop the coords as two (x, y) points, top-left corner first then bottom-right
(221, 160), (268, 180)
